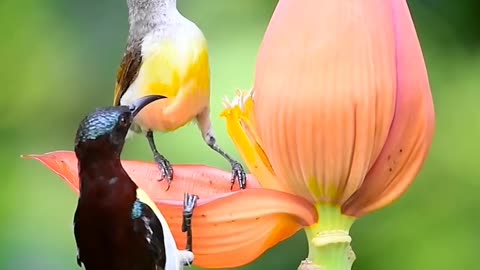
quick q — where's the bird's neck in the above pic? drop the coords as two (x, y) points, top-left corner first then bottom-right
(128, 0), (178, 40)
(78, 157), (136, 198)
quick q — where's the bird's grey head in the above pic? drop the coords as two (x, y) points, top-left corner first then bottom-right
(127, 0), (176, 11)
(74, 95), (166, 158)
(126, 0), (177, 37)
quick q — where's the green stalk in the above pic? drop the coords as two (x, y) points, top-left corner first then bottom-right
(301, 204), (356, 270)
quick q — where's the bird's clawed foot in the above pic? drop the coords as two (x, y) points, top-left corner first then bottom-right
(206, 135), (247, 190)
(182, 193), (199, 252)
(230, 161), (247, 190)
(146, 130), (174, 190)
(153, 152), (173, 188)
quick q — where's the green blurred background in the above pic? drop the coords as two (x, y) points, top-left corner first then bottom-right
(1, 0), (479, 269)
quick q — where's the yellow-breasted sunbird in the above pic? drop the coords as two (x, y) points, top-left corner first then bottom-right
(113, 0), (246, 190)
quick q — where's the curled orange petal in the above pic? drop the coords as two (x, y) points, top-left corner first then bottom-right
(341, 0), (435, 217)
(23, 151), (317, 268)
(156, 188), (317, 268)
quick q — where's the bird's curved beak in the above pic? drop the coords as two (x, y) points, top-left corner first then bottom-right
(129, 95), (167, 118)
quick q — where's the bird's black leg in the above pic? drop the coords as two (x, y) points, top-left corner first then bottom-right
(206, 135), (247, 190)
(146, 130), (173, 190)
(182, 193), (199, 252)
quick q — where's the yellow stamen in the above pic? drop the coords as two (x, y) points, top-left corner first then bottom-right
(221, 90), (285, 191)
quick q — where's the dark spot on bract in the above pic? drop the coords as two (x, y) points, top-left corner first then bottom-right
(387, 155), (391, 160)
(389, 168), (393, 172)
(399, 149), (403, 153)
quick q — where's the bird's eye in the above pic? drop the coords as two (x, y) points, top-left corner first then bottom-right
(119, 116), (128, 126)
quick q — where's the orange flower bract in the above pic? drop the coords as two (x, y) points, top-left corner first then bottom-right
(23, 151), (317, 268)
(222, 1), (434, 268)
(223, 0), (435, 217)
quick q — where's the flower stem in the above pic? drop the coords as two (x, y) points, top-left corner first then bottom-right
(302, 204), (356, 270)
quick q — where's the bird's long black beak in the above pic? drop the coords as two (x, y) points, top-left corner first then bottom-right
(129, 95), (167, 117)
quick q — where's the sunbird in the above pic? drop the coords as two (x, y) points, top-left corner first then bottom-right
(74, 95), (199, 270)
(113, 0), (246, 190)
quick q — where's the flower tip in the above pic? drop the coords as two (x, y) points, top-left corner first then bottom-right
(21, 152), (52, 160)
(22, 151), (73, 164)
(222, 95), (232, 108)
(220, 96), (234, 118)
(220, 89), (254, 118)
(20, 153), (33, 159)
(23, 151), (80, 192)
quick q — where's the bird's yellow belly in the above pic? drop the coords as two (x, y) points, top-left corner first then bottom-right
(124, 39), (210, 133)
(134, 89), (208, 132)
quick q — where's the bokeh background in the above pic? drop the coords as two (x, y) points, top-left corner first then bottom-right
(1, 0), (479, 269)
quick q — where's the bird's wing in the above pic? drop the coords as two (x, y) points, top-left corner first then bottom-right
(136, 188), (190, 270)
(132, 199), (167, 269)
(113, 42), (143, 106)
